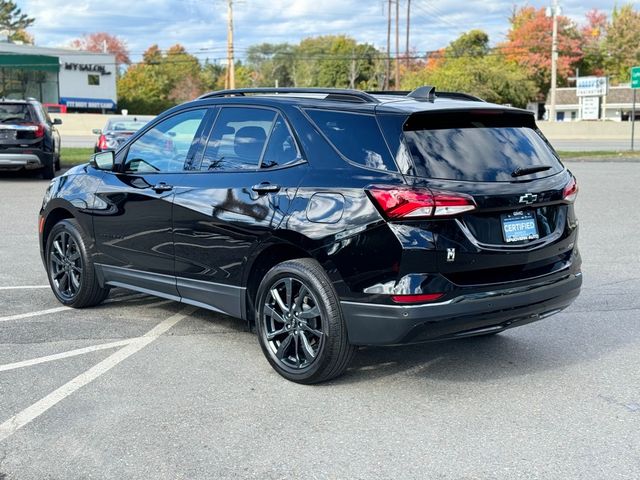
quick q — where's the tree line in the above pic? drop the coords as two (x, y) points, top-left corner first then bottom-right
(2, 0), (639, 113)
(115, 4), (640, 113)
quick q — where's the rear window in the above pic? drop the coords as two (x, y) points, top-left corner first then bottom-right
(107, 121), (148, 132)
(402, 111), (563, 182)
(0, 103), (33, 123)
(305, 109), (396, 171)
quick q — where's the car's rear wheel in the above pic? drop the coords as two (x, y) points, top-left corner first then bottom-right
(40, 160), (55, 180)
(255, 258), (356, 384)
(46, 219), (110, 308)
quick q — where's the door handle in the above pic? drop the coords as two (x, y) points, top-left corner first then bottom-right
(251, 182), (280, 194)
(152, 182), (173, 193)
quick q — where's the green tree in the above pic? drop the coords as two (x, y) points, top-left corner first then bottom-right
(246, 43), (296, 87)
(293, 35), (382, 89)
(402, 31), (537, 107)
(605, 4), (640, 83)
(118, 44), (205, 114)
(0, 0), (34, 41)
(445, 30), (490, 58)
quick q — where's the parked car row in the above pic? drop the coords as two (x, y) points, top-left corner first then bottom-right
(92, 116), (154, 153)
(0, 98), (62, 179)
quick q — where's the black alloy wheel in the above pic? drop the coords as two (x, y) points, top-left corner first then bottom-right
(262, 276), (325, 370)
(256, 258), (356, 384)
(45, 219), (110, 308)
(49, 230), (82, 301)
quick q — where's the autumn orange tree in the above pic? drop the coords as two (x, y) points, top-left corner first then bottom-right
(70, 32), (131, 67)
(500, 6), (583, 98)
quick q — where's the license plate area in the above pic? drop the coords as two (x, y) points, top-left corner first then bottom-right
(0, 130), (16, 141)
(501, 210), (539, 243)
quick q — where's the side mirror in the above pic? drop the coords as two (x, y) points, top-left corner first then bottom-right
(53, 118), (63, 125)
(92, 128), (102, 135)
(91, 150), (115, 171)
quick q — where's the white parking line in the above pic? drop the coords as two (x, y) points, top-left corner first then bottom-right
(0, 306), (71, 323)
(0, 293), (155, 323)
(0, 305), (196, 442)
(0, 285), (50, 291)
(0, 339), (137, 373)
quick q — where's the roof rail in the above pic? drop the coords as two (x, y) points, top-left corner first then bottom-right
(367, 87), (484, 103)
(198, 88), (379, 104)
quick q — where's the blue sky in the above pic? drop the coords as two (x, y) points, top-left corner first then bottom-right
(21, 0), (632, 63)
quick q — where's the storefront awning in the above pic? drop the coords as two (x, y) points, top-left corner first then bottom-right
(60, 97), (116, 110)
(0, 53), (59, 72)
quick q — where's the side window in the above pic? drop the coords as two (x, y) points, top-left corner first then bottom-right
(125, 109), (206, 173)
(261, 114), (300, 168)
(305, 109), (396, 171)
(200, 107), (276, 171)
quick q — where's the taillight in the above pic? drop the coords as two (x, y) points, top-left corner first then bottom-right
(367, 186), (476, 220)
(23, 123), (45, 138)
(562, 177), (578, 202)
(97, 135), (108, 150)
(391, 293), (444, 304)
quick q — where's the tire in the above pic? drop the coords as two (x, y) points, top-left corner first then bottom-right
(54, 155), (61, 171)
(40, 160), (55, 180)
(45, 218), (110, 308)
(255, 258), (356, 384)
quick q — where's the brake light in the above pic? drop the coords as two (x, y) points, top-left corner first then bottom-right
(23, 123), (45, 138)
(562, 177), (578, 202)
(367, 186), (476, 219)
(97, 134), (108, 150)
(391, 293), (444, 304)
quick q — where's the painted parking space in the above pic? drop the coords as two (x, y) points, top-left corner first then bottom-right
(0, 162), (639, 478)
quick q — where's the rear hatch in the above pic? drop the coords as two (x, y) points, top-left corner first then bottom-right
(0, 103), (44, 148)
(378, 108), (579, 286)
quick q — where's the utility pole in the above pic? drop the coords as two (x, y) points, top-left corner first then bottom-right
(405, 0), (411, 69)
(548, 0), (559, 122)
(395, 0), (400, 89)
(385, 0), (391, 90)
(226, 0), (235, 89)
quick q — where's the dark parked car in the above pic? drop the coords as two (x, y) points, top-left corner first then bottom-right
(0, 98), (62, 179)
(92, 116), (153, 152)
(39, 87), (582, 383)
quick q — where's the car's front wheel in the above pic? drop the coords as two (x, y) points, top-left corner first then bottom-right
(255, 258), (356, 384)
(45, 219), (110, 308)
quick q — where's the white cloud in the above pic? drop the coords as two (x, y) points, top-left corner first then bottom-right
(20, 0), (626, 62)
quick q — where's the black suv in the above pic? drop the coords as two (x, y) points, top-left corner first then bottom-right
(39, 87), (582, 383)
(0, 98), (62, 179)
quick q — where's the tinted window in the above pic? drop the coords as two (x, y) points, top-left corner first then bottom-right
(0, 103), (33, 123)
(402, 112), (563, 182)
(125, 109), (206, 173)
(305, 109), (396, 171)
(261, 114), (299, 168)
(200, 107), (276, 171)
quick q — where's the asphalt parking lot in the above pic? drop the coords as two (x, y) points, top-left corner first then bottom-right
(0, 162), (639, 479)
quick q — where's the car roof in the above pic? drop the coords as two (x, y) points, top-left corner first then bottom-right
(185, 87), (531, 116)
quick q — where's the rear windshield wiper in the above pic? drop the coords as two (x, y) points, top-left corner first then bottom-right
(512, 165), (552, 177)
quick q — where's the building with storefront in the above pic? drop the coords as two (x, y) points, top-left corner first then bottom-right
(0, 42), (116, 112)
(544, 85), (638, 122)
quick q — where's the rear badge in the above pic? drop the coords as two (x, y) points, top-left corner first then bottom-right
(446, 248), (456, 262)
(519, 193), (538, 205)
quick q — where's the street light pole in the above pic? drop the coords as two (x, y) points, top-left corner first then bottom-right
(549, 0), (559, 122)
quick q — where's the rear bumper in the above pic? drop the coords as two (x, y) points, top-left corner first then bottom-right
(341, 271), (582, 345)
(0, 150), (50, 171)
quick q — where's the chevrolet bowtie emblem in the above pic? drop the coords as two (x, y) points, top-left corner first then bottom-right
(519, 193), (538, 205)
